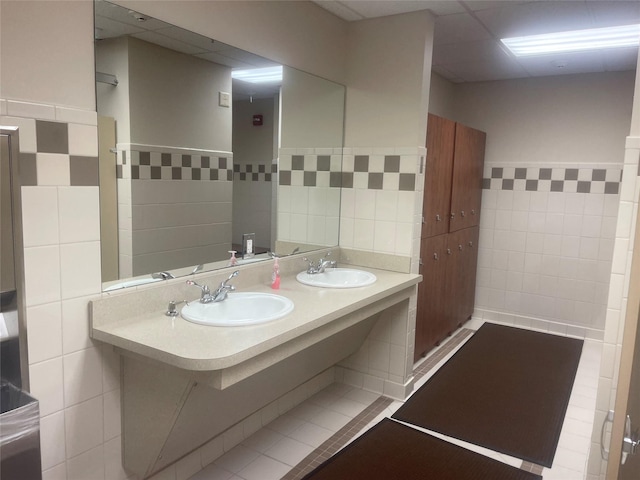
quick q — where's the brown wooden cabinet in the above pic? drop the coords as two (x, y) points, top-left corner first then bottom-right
(415, 114), (486, 361)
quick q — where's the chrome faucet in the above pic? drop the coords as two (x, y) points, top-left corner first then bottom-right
(303, 252), (337, 274)
(186, 270), (239, 303)
(152, 271), (175, 280)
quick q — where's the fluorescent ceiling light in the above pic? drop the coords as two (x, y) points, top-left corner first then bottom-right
(232, 65), (283, 83)
(501, 24), (640, 56)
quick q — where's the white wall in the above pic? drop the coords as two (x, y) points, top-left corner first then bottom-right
(281, 66), (345, 149)
(233, 97), (276, 249)
(127, 37), (232, 150)
(112, 0), (348, 85)
(0, 0), (95, 109)
(452, 72), (633, 166)
(344, 11), (434, 148)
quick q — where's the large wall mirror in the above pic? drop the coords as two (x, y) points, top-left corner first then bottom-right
(94, 0), (345, 291)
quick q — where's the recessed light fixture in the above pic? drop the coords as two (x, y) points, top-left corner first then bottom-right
(232, 66), (283, 84)
(501, 24), (640, 56)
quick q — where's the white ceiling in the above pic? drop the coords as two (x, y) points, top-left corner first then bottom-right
(96, 1), (640, 86)
(314, 0), (640, 82)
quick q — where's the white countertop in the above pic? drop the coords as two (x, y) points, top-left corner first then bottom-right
(90, 267), (420, 372)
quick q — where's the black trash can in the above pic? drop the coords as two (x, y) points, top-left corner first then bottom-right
(0, 381), (42, 480)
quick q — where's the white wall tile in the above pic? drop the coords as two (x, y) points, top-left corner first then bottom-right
(40, 411), (67, 470)
(36, 153), (70, 186)
(62, 295), (95, 354)
(7, 100), (55, 120)
(58, 187), (100, 243)
(66, 445), (105, 480)
(24, 245), (61, 306)
(26, 302), (62, 364)
(69, 123), (98, 157)
(353, 219), (374, 251)
(42, 462), (67, 480)
(63, 347), (103, 407)
(29, 357), (64, 416)
(59, 241), (101, 299)
(55, 107), (97, 126)
(64, 396), (104, 458)
(0, 115), (37, 152)
(373, 220), (395, 253)
(374, 190), (398, 222)
(21, 186), (59, 247)
(354, 189), (375, 220)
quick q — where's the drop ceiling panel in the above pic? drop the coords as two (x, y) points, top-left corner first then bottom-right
(433, 39), (507, 66)
(131, 31), (207, 55)
(156, 26), (217, 52)
(587, 1), (640, 28)
(602, 47), (640, 72)
(434, 12), (493, 45)
(516, 51), (607, 78)
(475, 1), (595, 38)
(338, 0), (439, 18)
(441, 52), (530, 83)
(95, 15), (145, 39)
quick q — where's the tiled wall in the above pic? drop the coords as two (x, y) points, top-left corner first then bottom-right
(587, 138), (640, 479)
(278, 147), (343, 247)
(338, 147), (423, 260)
(475, 164), (621, 338)
(232, 160), (276, 251)
(1, 99), (125, 480)
(336, 146), (426, 398)
(116, 144), (234, 277)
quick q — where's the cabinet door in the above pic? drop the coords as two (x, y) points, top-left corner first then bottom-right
(445, 227), (480, 330)
(422, 114), (455, 238)
(450, 123), (486, 232)
(461, 226), (480, 323)
(415, 234), (448, 361)
(444, 229), (466, 332)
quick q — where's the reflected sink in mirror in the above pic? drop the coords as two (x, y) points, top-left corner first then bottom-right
(296, 269), (377, 289)
(181, 292), (294, 327)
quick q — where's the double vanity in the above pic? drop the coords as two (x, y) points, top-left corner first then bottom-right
(90, 248), (420, 478)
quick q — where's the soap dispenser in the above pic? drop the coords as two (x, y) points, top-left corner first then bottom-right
(271, 257), (280, 290)
(228, 250), (238, 267)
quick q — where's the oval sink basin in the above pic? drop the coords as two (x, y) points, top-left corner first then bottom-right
(181, 292), (294, 327)
(296, 268), (377, 289)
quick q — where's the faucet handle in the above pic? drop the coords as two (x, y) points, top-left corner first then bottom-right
(221, 270), (239, 287)
(186, 279), (210, 295)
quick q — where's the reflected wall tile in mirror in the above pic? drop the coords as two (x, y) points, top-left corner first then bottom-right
(97, 2), (345, 289)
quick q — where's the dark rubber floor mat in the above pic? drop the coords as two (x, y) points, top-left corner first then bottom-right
(393, 323), (583, 467)
(303, 418), (543, 480)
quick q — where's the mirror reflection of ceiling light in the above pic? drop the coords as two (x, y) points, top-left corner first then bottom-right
(501, 24), (640, 56)
(232, 66), (283, 84)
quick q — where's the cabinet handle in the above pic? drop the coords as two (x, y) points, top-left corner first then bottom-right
(461, 210), (465, 217)
(433, 253), (438, 261)
(435, 214), (441, 222)
(450, 213), (455, 220)
(447, 248), (452, 255)
(471, 209), (476, 215)
(468, 241), (473, 247)
(458, 244), (463, 251)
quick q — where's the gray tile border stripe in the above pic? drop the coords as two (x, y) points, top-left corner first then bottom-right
(484, 167), (621, 194)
